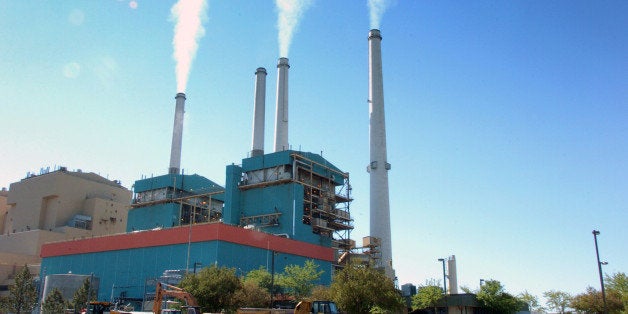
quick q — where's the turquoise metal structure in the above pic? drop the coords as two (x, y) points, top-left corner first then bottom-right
(224, 150), (352, 246)
(40, 150), (353, 308)
(128, 173), (225, 231)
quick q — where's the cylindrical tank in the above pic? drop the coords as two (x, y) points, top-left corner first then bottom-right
(41, 274), (99, 303)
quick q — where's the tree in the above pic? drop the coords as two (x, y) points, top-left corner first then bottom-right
(243, 266), (273, 293)
(179, 265), (241, 313)
(42, 288), (68, 314)
(310, 285), (332, 301)
(476, 279), (521, 314)
(329, 264), (404, 313)
(7, 265), (38, 314)
(571, 286), (624, 314)
(518, 290), (544, 313)
(72, 277), (93, 312)
(411, 284), (443, 313)
(232, 280), (271, 308)
(543, 290), (572, 314)
(276, 260), (324, 300)
(0, 295), (10, 313)
(606, 272), (628, 313)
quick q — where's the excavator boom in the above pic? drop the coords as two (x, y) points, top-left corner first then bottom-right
(153, 282), (200, 314)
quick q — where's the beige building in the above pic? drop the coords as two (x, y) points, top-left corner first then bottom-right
(0, 168), (132, 296)
(0, 188), (8, 236)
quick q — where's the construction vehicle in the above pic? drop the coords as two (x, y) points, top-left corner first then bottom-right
(237, 300), (339, 314)
(294, 300), (339, 314)
(85, 301), (133, 314)
(85, 282), (199, 314)
(153, 282), (201, 314)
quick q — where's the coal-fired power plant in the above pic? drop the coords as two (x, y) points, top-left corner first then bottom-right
(251, 67), (267, 157)
(168, 92), (186, 174)
(368, 29), (394, 279)
(274, 57), (290, 152)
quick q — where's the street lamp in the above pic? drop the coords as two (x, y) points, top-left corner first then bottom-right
(193, 262), (202, 274)
(480, 279), (485, 287)
(438, 258), (447, 294)
(270, 251), (282, 308)
(592, 230), (607, 314)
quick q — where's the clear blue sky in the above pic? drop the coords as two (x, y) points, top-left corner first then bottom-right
(1, 0), (627, 303)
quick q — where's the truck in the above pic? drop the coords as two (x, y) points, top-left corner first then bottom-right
(237, 300), (340, 314)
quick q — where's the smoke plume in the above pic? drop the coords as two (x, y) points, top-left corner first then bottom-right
(171, 0), (208, 93)
(367, 0), (389, 29)
(276, 0), (313, 57)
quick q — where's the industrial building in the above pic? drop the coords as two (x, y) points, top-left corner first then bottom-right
(0, 168), (131, 296)
(0, 188), (8, 237)
(40, 150), (353, 307)
(39, 53), (358, 309)
(38, 27), (395, 310)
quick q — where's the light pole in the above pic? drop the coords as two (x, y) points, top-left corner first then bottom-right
(270, 251), (276, 308)
(480, 279), (485, 287)
(193, 262), (202, 274)
(438, 258), (447, 294)
(592, 230), (607, 314)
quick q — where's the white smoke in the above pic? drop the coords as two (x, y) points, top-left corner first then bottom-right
(171, 0), (208, 93)
(275, 0), (313, 57)
(367, 0), (389, 30)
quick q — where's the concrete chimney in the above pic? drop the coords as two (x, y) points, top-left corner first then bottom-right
(448, 255), (458, 294)
(274, 57), (290, 152)
(169, 93), (186, 175)
(367, 29), (394, 279)
(251, 67), (267, 157)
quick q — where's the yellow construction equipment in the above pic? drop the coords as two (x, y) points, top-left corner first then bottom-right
(237, 300), (339, 314)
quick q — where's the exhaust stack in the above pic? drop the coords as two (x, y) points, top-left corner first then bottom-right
(169, 93), (186, 175)
(448, 255), (458, 294)
(367, 29), (394, 279)
(274, 57), (290, 152)
(251, 67), (268, 157)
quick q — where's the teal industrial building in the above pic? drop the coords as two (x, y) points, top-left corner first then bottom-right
(40, 150), (354, 307)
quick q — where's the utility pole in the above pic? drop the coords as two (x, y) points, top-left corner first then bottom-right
(592, 230), (607, 314)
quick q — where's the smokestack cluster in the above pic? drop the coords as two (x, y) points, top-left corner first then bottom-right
(169, 93), (186, 174)
(368, 29), (394, 279)
(274, 57), (290, 152)
(250, 67), (267, 157)
(248, 58), (290, 156)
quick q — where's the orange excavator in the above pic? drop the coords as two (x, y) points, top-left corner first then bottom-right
(153, 282), (201, 314)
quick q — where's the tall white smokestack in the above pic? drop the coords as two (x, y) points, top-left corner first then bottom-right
(274, 57), (290, 152)
(368, 29), (394, 279)
(251, 67), (267, 157)
(169, 93), (186, 174)
(448, 255), (458, 294)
